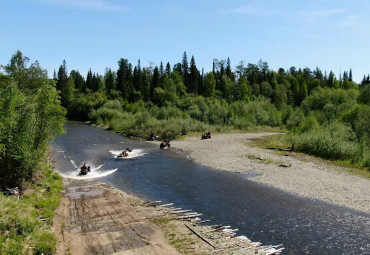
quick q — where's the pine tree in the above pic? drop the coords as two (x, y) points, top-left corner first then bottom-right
(56, 60), (68, 92)
(116, 58), (132, 100)
(86, 69), (93, 91)
(182, 51), (189, 90)
(189, 56), (199, 94)
(165, 62), (171, 75)
(327, 71), (335, 88)
(104, 68), (115, 97)
(361, 75), (367, 85)
(150, 66), (159, 101)
(298, 78), (308, 103)
(70, 70), (85, 91)
(226, 57), (233, 80)
(349, 68), (353, 82)
(159, 61), (164, 78)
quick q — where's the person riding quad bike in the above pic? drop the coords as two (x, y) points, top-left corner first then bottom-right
(148, 132), (159, 141)
(79, 164), (90, 175)
(160, 139), (170, 149)
(201, 131), (211, 140)
(118, 150), (129, 158)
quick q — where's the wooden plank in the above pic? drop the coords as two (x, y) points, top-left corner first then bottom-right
(185, 224), (216, 249)
(158, 203), (173, 207)
(170, 209), (192, 214)
(176, 213), (203, 219)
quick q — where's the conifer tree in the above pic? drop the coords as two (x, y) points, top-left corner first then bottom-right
(104, 68), (115, 97)
(327, 71), (335, 88)
(189, 56), (199, 94)
(70, 70), (85, 91)
(349, 68), (353, 82)
(86, 69), (93, 90)
(165, 62), (171, 76)
(226, 57), (233, 80)
(150, 66), (160, 101)
(56, 60), (68, 92)
(116, 58), (132, 100)
(133, 60), (142, 92)
(159, 61), (164, 78)
(182, 51), (189, 90)
(298, 78), (308, 103)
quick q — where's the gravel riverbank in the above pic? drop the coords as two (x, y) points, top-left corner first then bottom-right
(168, 133), (370, 213)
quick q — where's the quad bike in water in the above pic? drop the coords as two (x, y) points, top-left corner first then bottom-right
(160, 139), (170, 149)
(79, 164), (91, 175)
(117, 147), (132, 158)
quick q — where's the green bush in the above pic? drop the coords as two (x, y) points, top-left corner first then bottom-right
(293, 122), (359, 160)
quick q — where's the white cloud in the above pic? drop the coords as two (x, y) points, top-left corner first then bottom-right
(347, 15), (360, 20)
(311, 8), (343, 17)
(221, 1), (279, 16)
(33, 0), (130, 12)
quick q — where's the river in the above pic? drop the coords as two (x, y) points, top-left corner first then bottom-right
(52, 122), (370, 255)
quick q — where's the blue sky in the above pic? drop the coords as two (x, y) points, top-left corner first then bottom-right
(1, 0), (369, 82)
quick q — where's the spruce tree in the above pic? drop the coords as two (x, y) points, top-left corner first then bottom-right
(226, 57), (233, 80)
(86, 69), (93, 90)
(189, 56), (199, 94)
(56, 60), (68, 92)
(182, 51), (189, 90)
(70, 70), (85, 91)
(150, 66), (160, 101)
(159, 61), (164, 78)
(165, 62), (171, 75)
(116, 58), (132, 100)
(104, 68), (115, 97)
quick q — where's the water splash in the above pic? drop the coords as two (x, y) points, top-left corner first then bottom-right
(57, 160), (118, 180)
(109, 149), (146, 159)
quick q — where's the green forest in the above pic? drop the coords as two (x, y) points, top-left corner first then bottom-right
(55, 51), (369, 170)
(1, 50), (370, 188)
(0, 50), (369, 253)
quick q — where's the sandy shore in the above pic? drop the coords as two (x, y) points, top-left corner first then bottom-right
(168, 133), (370, 213)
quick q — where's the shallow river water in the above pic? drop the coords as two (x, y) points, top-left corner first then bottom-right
(52, 122), (370, 255)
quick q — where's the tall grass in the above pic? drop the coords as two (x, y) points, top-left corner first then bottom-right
(0, 167), (62, 255)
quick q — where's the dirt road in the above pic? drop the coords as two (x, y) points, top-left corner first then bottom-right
(53, 179), (281, 255)
(53, 180), (179, 255)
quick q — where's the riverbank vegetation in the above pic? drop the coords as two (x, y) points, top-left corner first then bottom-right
(0, 168), (63, 254)
(48, 52), (369, 170)
(0, 51), (65, 254)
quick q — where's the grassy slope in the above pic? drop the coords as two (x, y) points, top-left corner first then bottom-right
(0, 167), (63, 255)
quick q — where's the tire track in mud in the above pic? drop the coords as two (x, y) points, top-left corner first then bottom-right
(54, 180), (179, 255)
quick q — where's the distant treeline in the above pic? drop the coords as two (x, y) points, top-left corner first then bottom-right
(55, 51), (369, 120)
(52, 51), (369, 169)
(1, 51), (369, 178)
